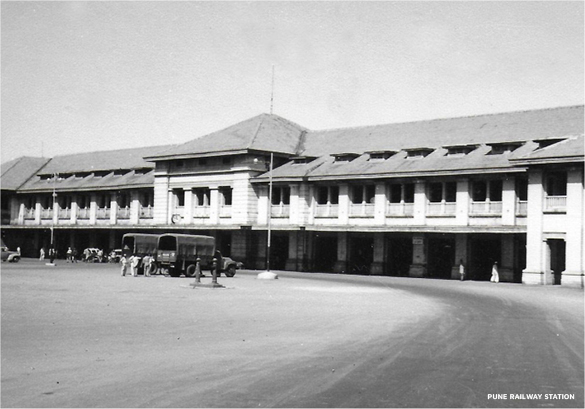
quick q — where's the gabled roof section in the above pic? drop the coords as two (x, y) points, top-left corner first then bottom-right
(146, 114), (307, 161)
(1, 157), (50, 191)
(301, 105), (584, 156)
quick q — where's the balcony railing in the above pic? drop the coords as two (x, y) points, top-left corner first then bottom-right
(77, 207), (90, 219)
(117, 206), (131, 219)
(315, 204), (339, 218)
(516, 200), (528, 216)
(220, 205), (232, 218)
(96, 207), (111, 219)
(470, 201), (502, 215)
(139, 205), (153, 218)
(24, 208), (35, 219)
(193, 206), (210, 218)
(58, 208), (71, 219)
(349, 203), (375, 217)
(271, 204), (290, 218)
(40, 208), (53, 219)
(427, 202), (456, 216)
(386, 202), (414, 217)
(544, 196), (567, 212)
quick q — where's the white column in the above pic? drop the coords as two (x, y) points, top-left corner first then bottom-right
(289, 183), (300, 225)
(374, 183), (386, 224)
(456, 179), (469, 225)
(71, 199), (78, 224)
(184, 188), (193, 223)
(502, 177), (516, 226)
(338, 184), (350, 225)
(17, 201), (25, 224)
(523, 170), (545, 284)
(89, 194), (97, 224)
(413, 180), (426, 224)
(209, 188), (220, 224)
(110, 193), (117, 224)
(563, 168), (584, 287)
(34, 201), (42, 224)
(258, 186), (268, 225)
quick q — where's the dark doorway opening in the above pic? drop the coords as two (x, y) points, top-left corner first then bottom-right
(385, 236), (412, 276)
(427, 236), (455, 279)
(548, 239), (566, 285)
(514, 235), (526, 283)
(270, 234), (288, 271)
(349, 235), (373, 275)
(216, 231), (232, 257)
(469, 236), (501, 281)
(313, 235), (337, 273)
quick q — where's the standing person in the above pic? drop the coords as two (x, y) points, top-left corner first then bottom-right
(49, 247), (56, 264)
(39, 247), (45, 260)
(16, 247), (21, 255)
(142, 255), (151, 277)
(72, 247), (78, 263)
(66, 247), (73, 262)
(490, 261), (499, 283)
(130, 255), (141, 277)
(459, 259), (466, 281)
(120, 255), (128, 277)
(97, 249), (104, 263)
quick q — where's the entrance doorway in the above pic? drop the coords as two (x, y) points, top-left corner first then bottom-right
(427, 236), (455, 279)
(385, 236), (412, 276)
(469, 236), (501, 281)
(349, 235), (373, 275)
(548, 239), (566, 285)
(313, 235), (337, 273)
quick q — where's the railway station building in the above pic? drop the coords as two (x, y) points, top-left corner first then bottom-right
(2, 105), (583, 286)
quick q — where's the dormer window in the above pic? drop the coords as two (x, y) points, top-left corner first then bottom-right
(93, 171), (109, 178)
(292, 156), (316, 165)
(405, 148), (433, 158)
(113, 170), (127, 177)
(487, 142), (523, 155)
(75, 172), (90, 179)
(39, 174), (51, 181)
(535, 138), (566, 150)
(444, 145), (478, 156)
(332, 153), (359, 162)
(368, 151), (396, 160)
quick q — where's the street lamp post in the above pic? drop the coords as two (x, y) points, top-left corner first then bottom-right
(257, 153), (278, 279)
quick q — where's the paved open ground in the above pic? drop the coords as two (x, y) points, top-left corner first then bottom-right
(1, 259), (583, 408)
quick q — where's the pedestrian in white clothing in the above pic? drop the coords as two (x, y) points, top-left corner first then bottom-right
(490, 261), (499, 283)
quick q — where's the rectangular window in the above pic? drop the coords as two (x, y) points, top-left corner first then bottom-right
(472, 181), (487, 202)
(546, 172), (567, 196)
(329, 186), (339, 205)
(516, 178), (528, 201)
(219, 187), (233, 206)
(351, 185), (375, 204)
(428, 183), (443, 203)
(404, 184), (414, 203)
(271, 186), (290, 205)
(489, 180), (503, 202)
(445, 182), (457, 203)
(193, 188), (210, 207)
(317, 186), (328, 205)
(389, 184), (402, 203)
(173, 189), (185, 207)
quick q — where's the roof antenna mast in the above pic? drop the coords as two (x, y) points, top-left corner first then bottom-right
(270, 64), (275, 115)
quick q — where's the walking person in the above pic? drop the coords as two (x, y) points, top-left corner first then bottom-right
(130, 255), (141, 277)
(459, 259), (466, 281)
(66, 247), (73, 262)
(490, 261), (499, 283)
(120, 255), (128, 277)
(39, 247), (45, 260)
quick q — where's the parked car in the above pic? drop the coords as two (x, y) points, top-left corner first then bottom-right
(1, 245), (20, 262)
(108, 249), (122, 263)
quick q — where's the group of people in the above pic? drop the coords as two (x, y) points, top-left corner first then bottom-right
(120, 254), (156, 277)
(66, 247), (79, 263)
(39, 247), (57, 264)
(458, 259), (500, 282)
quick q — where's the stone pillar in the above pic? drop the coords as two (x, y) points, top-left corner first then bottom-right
(456, 179), (470, 226)
(413, 180), (426, 225)
(184, 188), (193, 224)
(500, 235), (514, 282)
(333, 232), (348, 273)
(523, 170), (545, 284)
(374, 183), (386, 224)
(501, 177), (516, 226)
(257, 186), (268, 225)
(371, 234), (385, 275)
(89, 194), (97, 225)
(109, 193), (117, 225)
(209, 188), (220, 224)
(451, 234), (468, 279)
(409, 235), (426, 277)
(35, 201), (42, 224)
(289, 184), (300, 225)
(53, 196), (59, 226)
(130, 191), (140, 225)
(71, 198), (78, 224)
(562, 168), (584, 287)
(285, 232), (298, 271)
(338, 184), (350, 225)
(17, 201), (25, 224)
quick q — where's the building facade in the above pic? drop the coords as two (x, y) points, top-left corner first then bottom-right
(2, 106), (583, 286)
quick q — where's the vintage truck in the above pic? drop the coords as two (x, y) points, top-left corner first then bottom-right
(156, 233), (240, 278)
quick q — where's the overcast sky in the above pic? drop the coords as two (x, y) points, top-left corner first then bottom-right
(2, 1), (583, 163)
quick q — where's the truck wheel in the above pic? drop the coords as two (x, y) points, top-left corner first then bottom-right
(148, 263), (158, 275)
(185, 264), (196, 277)
(225, 265), (236, 277)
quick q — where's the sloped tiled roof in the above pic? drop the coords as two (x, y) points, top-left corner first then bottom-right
(19, 170), (155, 193)
(146, 114), (307, 160)
(255, 105), (584, 182)
(301, 105), (583, 156)
(1, 157), (50, 190)
(511, 135), (584, 165)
